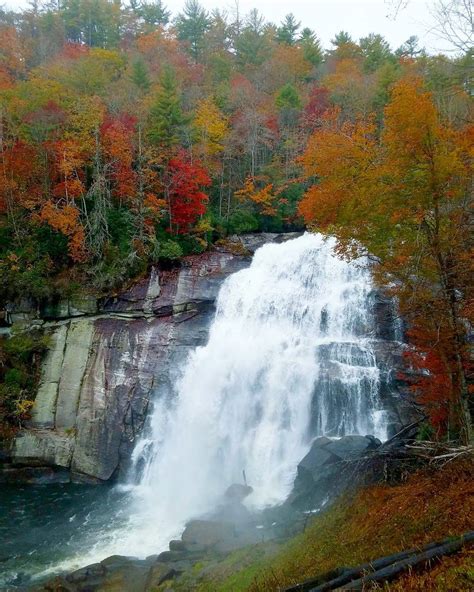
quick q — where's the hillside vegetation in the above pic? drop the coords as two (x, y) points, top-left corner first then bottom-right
(184, 458), (474, 591)
(0, 3), (472, 444)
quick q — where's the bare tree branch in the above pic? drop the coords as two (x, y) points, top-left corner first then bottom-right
(430, 0), (474, 52)
(385, 0), (410, 20)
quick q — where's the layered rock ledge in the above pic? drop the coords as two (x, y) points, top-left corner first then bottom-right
(0, 231), (414, 484)
(1, 234), (301, 483)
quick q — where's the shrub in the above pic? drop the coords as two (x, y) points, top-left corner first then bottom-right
(0, 330), (50, 431)
(226, 211), (259, 234)
(159, 239), (183, 261)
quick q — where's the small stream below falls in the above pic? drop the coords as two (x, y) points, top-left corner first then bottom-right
(0, 233), (392, 589)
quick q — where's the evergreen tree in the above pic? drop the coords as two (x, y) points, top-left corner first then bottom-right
(396, 35), (424, 58)
(276, 13), (300, 46)
(330, 30), (361, 60)
(360, 33), (393, 72)
(299, 28), (323, 66)
(131, 58), (151, 91)
(58, 0), (122, 48)
(234, 9), (270, 67)
(276, 83), (301, 110)
(147, 67), (187, 154)
(136, 0), (170, 28)
(276, 83), (302, 130)
(175, 0), (210, 60)
(332, 30), (353, 47)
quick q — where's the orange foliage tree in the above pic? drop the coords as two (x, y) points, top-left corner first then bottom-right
(299, 76), (473, 443)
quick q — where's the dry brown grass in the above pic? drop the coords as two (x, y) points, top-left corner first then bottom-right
(245, 458), (474, 591)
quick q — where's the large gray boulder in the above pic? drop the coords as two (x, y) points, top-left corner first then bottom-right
(181, 520), (236, 553)
(288, 434), (381, 510)
(179, 517), (260, 554)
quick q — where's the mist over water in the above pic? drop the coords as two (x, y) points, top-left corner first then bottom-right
(1, 233), (389, 586)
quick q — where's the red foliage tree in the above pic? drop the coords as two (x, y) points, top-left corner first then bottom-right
(166, 154), (211, 233)
(101, 114), (137, 203)
(0, 141), (44, 213)
(302, 85), (330, 130)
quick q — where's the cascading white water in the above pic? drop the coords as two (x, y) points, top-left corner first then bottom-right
(28, 233), (390, 580)
(125, 233), (387, 554)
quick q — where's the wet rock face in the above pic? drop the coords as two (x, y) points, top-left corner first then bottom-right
(3, 234), (300, 483)
(1, 231), (411, 483)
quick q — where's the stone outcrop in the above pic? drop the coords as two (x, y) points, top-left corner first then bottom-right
(287, 434), (382, 510)
(1, 233), (301, 483)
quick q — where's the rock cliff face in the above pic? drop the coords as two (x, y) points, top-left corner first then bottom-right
(3, 234), (301, 483)
(1, 232), (412, 484)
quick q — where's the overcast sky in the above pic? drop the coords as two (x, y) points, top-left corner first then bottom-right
(2, 0), (456, 53)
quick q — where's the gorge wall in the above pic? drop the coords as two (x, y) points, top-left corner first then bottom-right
(0, 233), (412, 484)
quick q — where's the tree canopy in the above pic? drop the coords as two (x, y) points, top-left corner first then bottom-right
(0, 0), (472, 438)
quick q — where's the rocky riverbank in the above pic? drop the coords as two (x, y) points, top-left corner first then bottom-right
(24, 433), (393, 592)
(24, 429), (468, 592)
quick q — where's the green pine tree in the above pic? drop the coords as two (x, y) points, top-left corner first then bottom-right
(276, 13), (300, 46)
(276, 83), (302, 110)
(299, 28), (323, 66)
(147, 67), (187, 153)
(131, 59), (151, 91)
(175, 0), (210, 60)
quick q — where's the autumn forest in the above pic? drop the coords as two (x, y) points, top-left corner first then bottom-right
(0, 0), (472, 444)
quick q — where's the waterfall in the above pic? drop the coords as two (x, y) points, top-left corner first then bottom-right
(124, 233), (387, 554)
(18, 232), (390, 582)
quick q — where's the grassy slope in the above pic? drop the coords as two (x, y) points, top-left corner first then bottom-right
(182, 458), (473, 591)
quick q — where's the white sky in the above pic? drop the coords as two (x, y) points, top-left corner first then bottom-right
(2, 0), (457, 53)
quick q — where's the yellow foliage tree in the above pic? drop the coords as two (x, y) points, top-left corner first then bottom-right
(193, 98), (229, 164)
(235, 176), (277, 217)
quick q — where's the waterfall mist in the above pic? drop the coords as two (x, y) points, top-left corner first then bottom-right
(27, 233), (389, 578)
(125, 233), (387, 554)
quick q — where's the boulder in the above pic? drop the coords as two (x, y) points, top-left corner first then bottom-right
(13, 431), (74, 468)
(325, 434), (381, 459)
(224, 483), (253, 502)
(65, 562), (106, 584)
(31, 554), (175, 592)
(96, 555), (157, 592)
(288, 434), (382, 511)
(145, 563), (179, 590)
(181, 519), (236, 553)
(169, 539), (187, 552)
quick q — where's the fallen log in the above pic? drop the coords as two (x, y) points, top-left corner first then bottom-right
(336, 532), (474, 591)
(283, 531), (474, 592)
(283, 568), (348, 592)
